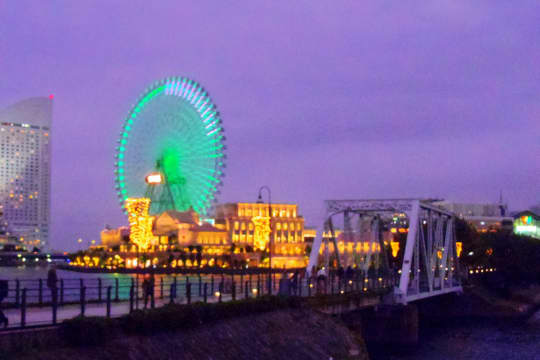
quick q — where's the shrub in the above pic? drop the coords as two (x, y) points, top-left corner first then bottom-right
(60, 316), (116, 347)
(59, 294), (337, 344)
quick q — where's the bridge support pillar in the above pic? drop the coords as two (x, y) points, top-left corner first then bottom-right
(359, 304), (418, 349)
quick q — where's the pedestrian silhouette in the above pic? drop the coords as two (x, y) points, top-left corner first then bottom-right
(0, 280), (8, 328)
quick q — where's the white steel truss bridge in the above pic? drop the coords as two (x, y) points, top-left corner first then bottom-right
(307, 199), (462, 304)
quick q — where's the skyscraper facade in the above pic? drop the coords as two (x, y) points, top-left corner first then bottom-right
(0, 97), (52, 250)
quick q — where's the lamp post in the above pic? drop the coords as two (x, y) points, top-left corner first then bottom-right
(256, 186), (272, 293)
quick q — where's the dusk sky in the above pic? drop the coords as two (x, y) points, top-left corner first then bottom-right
(0, 1), (538, 251)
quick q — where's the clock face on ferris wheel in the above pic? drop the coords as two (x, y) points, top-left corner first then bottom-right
(114, 76), (226, 215)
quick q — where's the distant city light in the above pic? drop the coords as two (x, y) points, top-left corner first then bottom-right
(145, 173), (163, 184)
(516, 225), (536, 232)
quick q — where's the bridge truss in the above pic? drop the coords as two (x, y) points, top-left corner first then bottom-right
(307, 199), (462, 304)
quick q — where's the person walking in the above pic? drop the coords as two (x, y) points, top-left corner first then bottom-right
(46, 265), (58, 305)
(143, 274), (154, 309)
(0, 280), (8, 328)
(337, 266), (345, 288)
(316, 267), (327, 294)
(290, 270), (299, 295)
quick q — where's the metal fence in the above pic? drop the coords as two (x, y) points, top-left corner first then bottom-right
(0, 271), (397, 331)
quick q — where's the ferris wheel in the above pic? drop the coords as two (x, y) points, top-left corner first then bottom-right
(114, 76), (226, 215)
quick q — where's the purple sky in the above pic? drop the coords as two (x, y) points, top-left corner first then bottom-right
(1, 1), (539, 251)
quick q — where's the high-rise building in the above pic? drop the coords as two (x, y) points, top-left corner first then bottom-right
(0, 97), (52, 250)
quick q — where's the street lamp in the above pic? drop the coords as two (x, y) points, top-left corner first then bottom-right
(256, 186), (272, 293)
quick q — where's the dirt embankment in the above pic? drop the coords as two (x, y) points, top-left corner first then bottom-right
(7, 309), (369, 360)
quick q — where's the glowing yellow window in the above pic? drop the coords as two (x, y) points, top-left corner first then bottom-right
(241, 222), (246, 230)
(283, 223), (288, 230)
(276, 223), (281, 230)
(248, 222), (254, 231)
(234, 221), (239, 230)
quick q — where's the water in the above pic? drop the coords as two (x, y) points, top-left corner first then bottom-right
(379, 316), (540, 360)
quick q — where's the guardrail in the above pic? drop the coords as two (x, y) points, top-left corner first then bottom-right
(0, 271), (397, 331)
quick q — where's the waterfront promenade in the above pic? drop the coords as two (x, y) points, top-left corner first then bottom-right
(0, 270), (394, 331)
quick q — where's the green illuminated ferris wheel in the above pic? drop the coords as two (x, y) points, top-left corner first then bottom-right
(114, 76), (226, 215)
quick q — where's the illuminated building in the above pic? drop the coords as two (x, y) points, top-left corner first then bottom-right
(125, 198), (156, 251)
(0, 97), (52, 249)
(513, 211), (540, 239)
(317, 229), (384, 266)
(153, 209), (228, 247)
(100, 226), (129, 249)
(215, 203), (308, 268)
(97, 201), (309, 269)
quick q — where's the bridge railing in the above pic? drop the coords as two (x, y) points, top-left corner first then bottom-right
(0, 271), (397, 331)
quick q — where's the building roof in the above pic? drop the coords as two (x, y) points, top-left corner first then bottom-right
(194, 222), (226, 233)
(161, 209), (199, 225)
(0, 97), (53, 127)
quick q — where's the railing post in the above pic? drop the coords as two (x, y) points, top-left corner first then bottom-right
(52, 287), (58, 325)
(257, 277), (261, 298)
(331, 275), (335, 295)
(245, 281), (249, 299)
(80, 286), (86, 317)
(129, 285), (134, 312)
(186, 282), (191, 305)
(220, 278), (224, 298)
(38, 279), (43, 307)
(151, 280), (155, 309)
(115, 278), (119, 302)
(203, 283), (208, 303)
(135, 277), (139, 310)
(79, 278), (84, 302)
(308, 278), (312, 297)
(218, 282), (223, 303)
(299, 277), (303, 297)
(98, 278), (102, 303)
(21, 289), (27, 328)
(60, 279), (64, 306)
(198, 274), (202, 297)
(240, 274), (243, 293)
(106, 286), (112, 318)
(15, 280), (20, 307)
(232, 281), (236, 301)
(169, 282), (176, 304)
(211, 275), (214, 294)
(160, 278), (164, 299)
